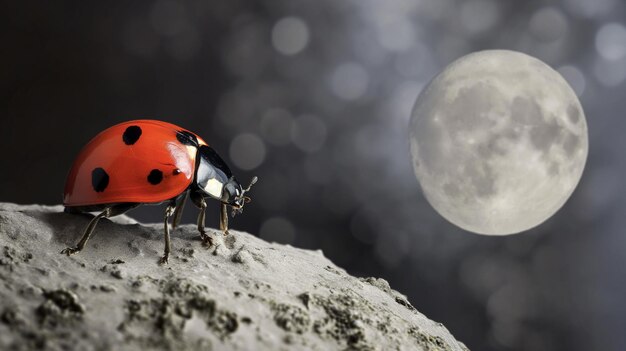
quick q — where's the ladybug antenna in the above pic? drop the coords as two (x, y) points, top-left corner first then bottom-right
(244, 176), (258, 193)
(231, 176), (258, 217)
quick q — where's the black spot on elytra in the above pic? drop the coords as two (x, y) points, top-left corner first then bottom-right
(173, 169), (182, 175)
(92, 168), (109, 192)
(122, 126), (142, 145)
(176, 130), (198, 146)
(147, 169), (163, 185)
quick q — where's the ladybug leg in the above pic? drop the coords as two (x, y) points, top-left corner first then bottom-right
(171, 191), (188, 230)
(61, 207), (112, 256)
(195, 198), (213, 247)
(220, 203), (230, 235)
(159, 202), (176, 265)
(190, 191), (213, 247)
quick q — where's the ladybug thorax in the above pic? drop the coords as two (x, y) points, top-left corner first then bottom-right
(195, 145), (238, 201)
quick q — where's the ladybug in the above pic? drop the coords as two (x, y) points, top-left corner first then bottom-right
(61, 120), (258, 264)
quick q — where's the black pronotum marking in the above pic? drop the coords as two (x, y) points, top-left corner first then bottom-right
(91, 168), (109, 192)
(147, 169), (164, 185)
(122, 125), (142, 145)
(176, 130), (199, 146)
(202, 145), (232, 177)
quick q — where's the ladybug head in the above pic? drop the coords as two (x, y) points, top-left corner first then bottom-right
(222, 176), (258, 217)
(195, 145), (257, 216)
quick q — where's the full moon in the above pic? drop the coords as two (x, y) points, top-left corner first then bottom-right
(409, 50), (588, 235)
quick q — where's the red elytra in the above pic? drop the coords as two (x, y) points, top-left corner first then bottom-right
(61, 120), (257, 264)
(64, 120), (207, 206)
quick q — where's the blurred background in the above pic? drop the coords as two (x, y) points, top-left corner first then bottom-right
(1, 0), (625, 350)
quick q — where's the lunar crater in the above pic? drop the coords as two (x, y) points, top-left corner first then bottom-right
(511, 96), (543, 126)
(528, 117), (561, 151)
(441, 82), (502, 135)
(567, 104), (581, 124)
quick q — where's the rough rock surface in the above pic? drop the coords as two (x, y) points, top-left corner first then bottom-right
(0, 203), (468, 351)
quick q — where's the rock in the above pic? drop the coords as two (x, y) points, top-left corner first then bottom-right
(0, 203), (468, 350)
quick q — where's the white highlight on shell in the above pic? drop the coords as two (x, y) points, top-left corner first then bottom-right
(203, 178), (224, 199)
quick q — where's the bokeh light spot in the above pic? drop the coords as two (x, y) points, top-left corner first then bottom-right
(374, 16), (416, 52)
(330, 62), (369, 101)
(529, 7), (569, 43)
(291, 114), (327, 153)
(260, 108), (293, 146)
(272, 17), (310, 56)
(564, 0), (617, 18)
(595, 23), (626, 61)
(593, 57), (626, 86)
(374, 232), (411, 269)
(229, 133), (266, 170)
(459, 0), (500, 35)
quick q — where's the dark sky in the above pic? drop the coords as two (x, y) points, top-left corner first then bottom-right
(1, 1), (625, 350)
